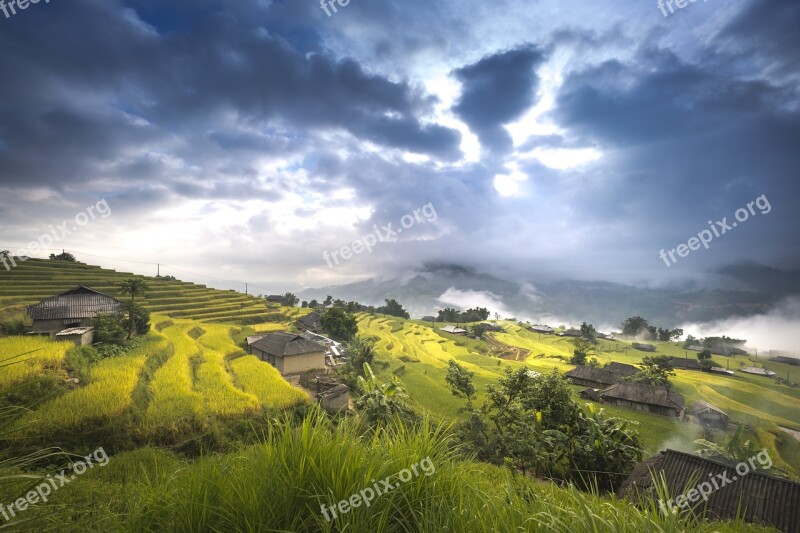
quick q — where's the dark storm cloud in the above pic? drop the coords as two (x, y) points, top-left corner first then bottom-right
(452, 45), (547, 154)
(0, 0), (461, 190)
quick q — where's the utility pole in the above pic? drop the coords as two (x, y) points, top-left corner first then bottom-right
(157, 263), (160, 277)
(245, 283), (248, 295)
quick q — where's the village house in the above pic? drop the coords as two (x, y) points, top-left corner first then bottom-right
(530, 325), (554, 334)
(27, 286), (124, 343)
(688, 400), (729, 428)
(579, 388), (601, 401)
(265, 295), (287, 305)
(557, 328), (581, 337)
(598, 382), (685, 417)
(596, 332), (616, 340)
(479, 323), (505, 332)
(249, 332), (326, 376)
(668, 356), (704, 371)
(740, 366), (777, 377)
(771, 355), (799, 366)
(604, 362), (639, 379)
(296, 311), (323, 333)
(632, 343), (656, 352)
(618, 449), (800, 532)
(439, 325), (467, 336)
(565, 366), (620, 388)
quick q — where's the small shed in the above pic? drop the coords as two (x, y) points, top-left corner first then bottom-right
(740, 366), (777, 377)
(668, 357), (703, 371)
(317, 384), (350, 414)
(55, 327), (94, 346)
(440, 325), (467, 336)
(632, 343), (656, 352)
(530, 325), (554, 334)
(558, 328), (581, 337)
(580, 388), (601, 401)
(688, 401), (729, 428)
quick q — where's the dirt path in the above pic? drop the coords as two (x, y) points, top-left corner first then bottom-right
(779, 426), (800, 443)
(485, 334), (530, 361)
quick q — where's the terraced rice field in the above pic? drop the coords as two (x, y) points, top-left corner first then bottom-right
(0, 336), (73, 389)
(0, 258), (295, 325)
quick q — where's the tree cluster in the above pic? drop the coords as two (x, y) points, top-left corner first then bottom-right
(620, 316), (683, 341)
(436, 307), (490, 323)
(446, 363), (643, 492)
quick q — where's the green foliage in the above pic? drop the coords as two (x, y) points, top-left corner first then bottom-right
(119, 278), (148, 302)
(94, 313), (127, 345)
(321, 307), (358, 342)
(0, 317), (27, 336)
(355, 363), (417, 428)
(625, 355), (676, 387)
(450, 368), (643, 492)
(570, 336), (594, 364)
(48, 251), (76, 261)
(620, 316), (650, 337)
(580, 322), (597, 343)
(445, 359), (476, 408)
(64, 345), (102, 381)
(697, 349), (714, 371)
(282, 292), (299, 307)
(695, 424), (762, 466)
(437, 306), (490, 323)
(375, 298), (410, 319)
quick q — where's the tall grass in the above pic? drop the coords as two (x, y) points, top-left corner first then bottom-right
(104, 410), (772, 533)
(0, 337), (72, 389)
(11, 336), (168, 437)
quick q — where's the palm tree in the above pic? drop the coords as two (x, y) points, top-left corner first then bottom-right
(119, 278), (148, 340)
(119, 278), (147, 303)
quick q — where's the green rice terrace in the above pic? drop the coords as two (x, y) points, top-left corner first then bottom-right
(0, 260), (798, 531)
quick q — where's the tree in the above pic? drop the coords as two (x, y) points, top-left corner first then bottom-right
(93, 313), (126, 345)
(657, 327), (684, 342)
(625, 355), (675, 387)
(570, 336), (594, 365)
(620, 316), (650, 337)
(376, 299), (410, 319)
(49, 251), (76, 262)
(683, 334), (697, 347)
(308, 299), (319, 309)
(321, 307), (358, 342)
(282, 293), (299, 307)
(579, 322), (597, 343)
(345, 337), (375, 376)
(445, 360), (476, 410)
(697, 349), (714, 371)
(695, 424), (761, 466)
(301, 301), (308, 308)
(355, 363), (417, 428)
(119, 278), (148, 339)
(124, 302), (150, 337)
(323, 295), (333, 306)
(119, 278), (148, 303)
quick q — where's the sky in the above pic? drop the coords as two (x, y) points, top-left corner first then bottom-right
(0, 0), (798, 295)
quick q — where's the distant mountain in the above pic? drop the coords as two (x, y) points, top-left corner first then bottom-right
(298, 262), (798, 328)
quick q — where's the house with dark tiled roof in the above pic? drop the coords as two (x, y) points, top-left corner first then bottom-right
(27, 286), (123, 340)
(565, 366), (620, 388)
(668, 356), (704, 371)
(604, 362), (639, 379)
(250, 332), (326, 375)
(618, 449), (800, 532)
(296, 311), (323, 333)
(632, 343), (657, 352)
(598, 382), (685, 417)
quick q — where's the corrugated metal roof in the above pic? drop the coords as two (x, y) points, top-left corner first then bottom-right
(56, 327), (94, 336)
(689, 401), (727, 417)
(618, 449), (800, 532)
(28, 286), (124, 320)
(599, 382), (685, 410)
(251, 332), (325, 357)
